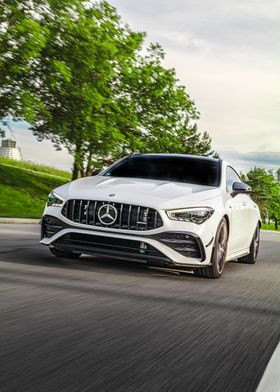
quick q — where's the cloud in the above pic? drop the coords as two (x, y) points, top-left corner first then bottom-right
(218, 149), (280, 172)
(3, 1), (280, 173)
(109, 0), (280, 159)
(111, 0), (280, 53)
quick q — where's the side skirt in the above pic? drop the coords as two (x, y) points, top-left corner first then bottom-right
(226, 248), (250, 262)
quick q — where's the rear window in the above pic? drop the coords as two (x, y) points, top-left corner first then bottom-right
(103, 155), (220, 187)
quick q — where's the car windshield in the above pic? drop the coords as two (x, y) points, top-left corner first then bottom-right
(103, 155), (220, 186)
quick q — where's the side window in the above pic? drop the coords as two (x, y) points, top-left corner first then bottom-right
(226, 166), (241, 193)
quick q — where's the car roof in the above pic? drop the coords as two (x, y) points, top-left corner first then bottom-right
(129, 153), (221, 162)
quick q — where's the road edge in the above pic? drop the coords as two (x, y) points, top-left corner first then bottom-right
(261, 230), (280, 234)
(0, 218), (40, 224)
(256, 340), (280, 392)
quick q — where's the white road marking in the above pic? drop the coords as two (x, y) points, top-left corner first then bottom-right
(256, 340), (280, 392)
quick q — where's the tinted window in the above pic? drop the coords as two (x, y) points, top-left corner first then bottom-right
(104, 156), (220, 187)
(226, 166), (241, 192)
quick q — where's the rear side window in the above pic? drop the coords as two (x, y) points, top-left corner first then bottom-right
(226, 166), (241, 192)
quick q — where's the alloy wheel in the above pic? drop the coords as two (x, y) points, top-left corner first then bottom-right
(253, 227), (260, 259)
(216, 221), (228, 274)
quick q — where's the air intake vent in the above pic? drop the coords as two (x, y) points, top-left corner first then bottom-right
(154, 232), (203, 259)
(61, 200), (163, 231)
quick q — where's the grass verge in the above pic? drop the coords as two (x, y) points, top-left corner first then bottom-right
(0, 163), (69, 218)
(261, 222), (279, 231)
(0, 156), (71, 179)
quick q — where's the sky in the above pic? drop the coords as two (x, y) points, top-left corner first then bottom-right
(4, 0), (280, 173)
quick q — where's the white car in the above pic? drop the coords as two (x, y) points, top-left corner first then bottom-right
(41, 154), (261, 279)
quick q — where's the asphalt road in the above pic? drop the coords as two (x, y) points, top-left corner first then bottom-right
(0, 224), (280, 392)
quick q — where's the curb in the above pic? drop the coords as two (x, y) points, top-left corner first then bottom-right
(0, 218), (40, 224)
(261, 229), (280, 234)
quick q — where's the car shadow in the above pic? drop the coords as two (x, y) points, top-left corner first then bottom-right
(0, 242), (248, 283)
(0, 244), (187, 277)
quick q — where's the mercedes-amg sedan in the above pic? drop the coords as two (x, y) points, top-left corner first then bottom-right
(41, 154), (261, 278)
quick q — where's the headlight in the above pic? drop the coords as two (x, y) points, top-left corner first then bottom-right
(47, 191), (64, 207)
(166, 207), (214, 224)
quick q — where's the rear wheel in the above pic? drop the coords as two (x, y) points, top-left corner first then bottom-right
(237, 225), (260, 264)
(194, 218), (228, 279)
(49, 247), (82, 259)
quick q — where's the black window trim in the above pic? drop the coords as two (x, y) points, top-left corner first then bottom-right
(226, 165), (241, 194)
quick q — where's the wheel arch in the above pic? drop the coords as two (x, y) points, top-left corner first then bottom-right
(223, 214), (230, 233)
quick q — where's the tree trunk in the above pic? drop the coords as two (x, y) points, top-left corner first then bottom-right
(275, 218), (278, 231)
(72, 159), (79, 180)
(85, 151), (93, 177)
(72, 143), (82, 180)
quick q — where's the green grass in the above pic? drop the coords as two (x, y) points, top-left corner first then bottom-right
(0, 163), (69, 218)
(0, 156), (71, 179)
(261, 222), (279, 231)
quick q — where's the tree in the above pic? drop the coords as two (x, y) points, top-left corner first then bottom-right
(0, 1), (216, 179)
(243, 167), (280, 229)
(0, 0), (50, 121)
(111, 43), (215, 159)
(270, 195), (280, 230)
(276, 168), (280, 183)
(0, 0), (144, 178)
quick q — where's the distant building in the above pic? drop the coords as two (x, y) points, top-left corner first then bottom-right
(0, 139), (22, 161)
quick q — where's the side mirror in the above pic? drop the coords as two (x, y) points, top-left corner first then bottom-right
(91, 169), (102, 176)
(231, 182), (251, 196)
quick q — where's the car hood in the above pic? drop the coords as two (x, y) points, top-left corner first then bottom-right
(55, 176), (221, 209)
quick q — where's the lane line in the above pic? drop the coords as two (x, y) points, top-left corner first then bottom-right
(256, 340), (280, 392)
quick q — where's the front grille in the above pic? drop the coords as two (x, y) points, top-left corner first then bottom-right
(61, 200), (163, 231)
(154, 232), (203, 259)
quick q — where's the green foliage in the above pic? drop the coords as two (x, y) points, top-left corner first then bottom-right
(0, 163), (68, 218)
(276, 168), (280, 183)
(0, 156), (71, 179)
(0, 0), (217, 180)
(261, 222), (278, 231)
(0, 1), (49, 121)
(113, 43), (214, 158)
(242, 167), (280, 230)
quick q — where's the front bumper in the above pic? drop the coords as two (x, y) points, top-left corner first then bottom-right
(40, 214), (216, 267)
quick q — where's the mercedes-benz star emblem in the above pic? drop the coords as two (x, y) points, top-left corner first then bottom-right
(98, 204), (118, 225)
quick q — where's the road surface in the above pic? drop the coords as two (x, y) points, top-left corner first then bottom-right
(0, 224), (280, 392)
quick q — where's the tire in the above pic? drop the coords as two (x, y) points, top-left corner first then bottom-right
(237, 225), (260, 264)
(49, 247), (82, 259)
(194, 218), (228, 279)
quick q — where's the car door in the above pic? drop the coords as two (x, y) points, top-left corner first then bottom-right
(225, 166), (251, 255)
(246, 195), (260, 242)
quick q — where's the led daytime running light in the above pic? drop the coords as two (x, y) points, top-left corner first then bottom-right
(166, 207), (214, 224)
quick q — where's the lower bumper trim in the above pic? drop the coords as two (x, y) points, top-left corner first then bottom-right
(53, 232), (173, 267)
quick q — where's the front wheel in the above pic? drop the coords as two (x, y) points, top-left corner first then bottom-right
(49, 247), (82, 259)
(194, 218), (228, 279)
(237, 225), (260, 264)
